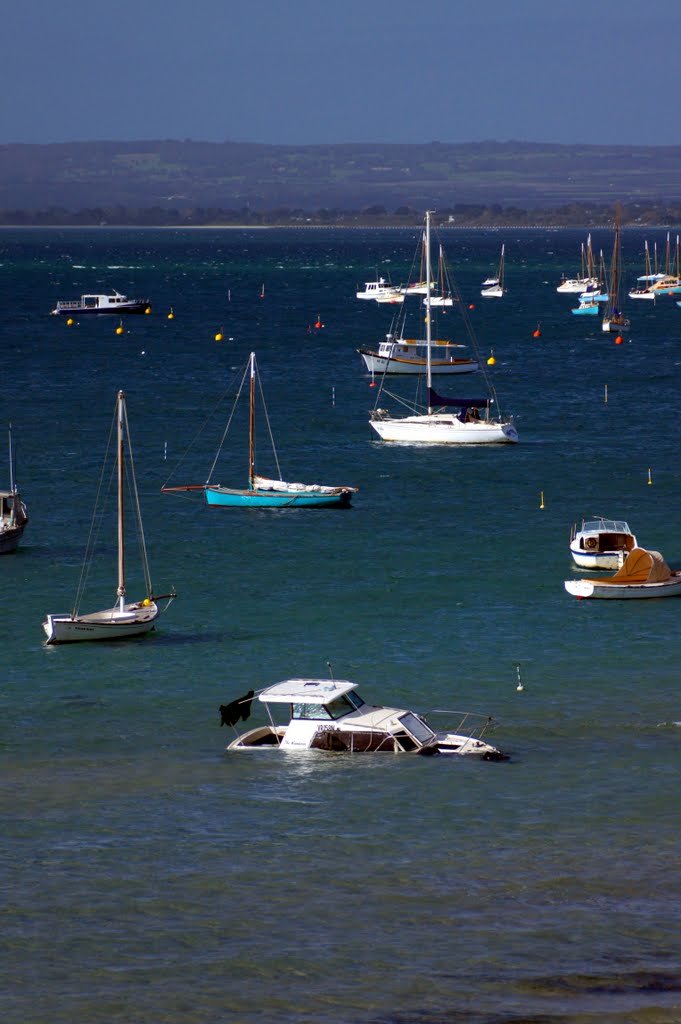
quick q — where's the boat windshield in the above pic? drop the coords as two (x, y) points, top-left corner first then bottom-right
(398, 712), (436, 744)
(292, 692), (364, 721)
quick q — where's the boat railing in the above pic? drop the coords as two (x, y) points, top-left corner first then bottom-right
(425, 709), (497, 738)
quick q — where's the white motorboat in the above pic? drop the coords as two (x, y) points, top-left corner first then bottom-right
(358, 336), (478, 376)
(0, 426), (28, 555)
(565, 547), (681, 599)
(368, 212), (518, 445)
(569, 517), (638, 570)
(50, 290), (151, 315)
(43, 391), (176, 644)
(356, 278), (404, 303)
(222, 677), (507, 759)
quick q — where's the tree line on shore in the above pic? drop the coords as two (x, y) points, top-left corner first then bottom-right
(3, 201), (681, 228)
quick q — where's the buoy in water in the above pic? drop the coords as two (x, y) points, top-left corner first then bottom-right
(215, 330), (223, 341)
(533, 324), (541, 337)
(167, 308), (174, 319)
(66, 318), (74, 326)
(615, 335), (623, 345)
(487, 352), (496, 365)
(144, 306), (151, 314)
(116, 320), (124, 336)
(469, 303), (475, 310)
(315, 317), (323, 329)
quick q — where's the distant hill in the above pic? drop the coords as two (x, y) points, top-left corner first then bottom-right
(2, 140), (681, 224)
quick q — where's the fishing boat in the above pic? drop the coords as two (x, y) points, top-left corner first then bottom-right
(565, 547), (681, 599)
(50, 291), (151, 316)
(162, 352), (357, 508)
(557, 235), (598, 294)
(358, 335), (478, 375)
(0, 426), (28, 554)
(481, 244), (505, 297)
(356, 277), (404, 303)
(43, 391), (176, 644)
(369, 213), (518, 445)
(602, 206), (630, 333)
(222, 676), (507, 759)
(569, 517), (638, 570)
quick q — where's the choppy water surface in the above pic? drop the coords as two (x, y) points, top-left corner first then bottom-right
(2, 227), (681, 1024)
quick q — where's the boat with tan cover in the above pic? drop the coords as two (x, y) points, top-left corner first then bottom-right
(565, 546), (681, 599)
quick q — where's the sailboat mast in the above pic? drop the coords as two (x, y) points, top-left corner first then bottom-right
(248, 351), (256, 488)
(117, 391), (126, 607)
(426, 211), (433, 413)
(8, 424), (14, 494)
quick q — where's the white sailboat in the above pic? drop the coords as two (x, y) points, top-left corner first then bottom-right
(43, 391), (176, 644)
(0, 425), (28, 554)
(481, 244), (505, 297)
(369, 213), (518, 445)
(629, 241), (656, 300)
(557, 235), (598, 293)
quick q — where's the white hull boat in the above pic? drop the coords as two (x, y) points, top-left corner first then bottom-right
(565, 547), (681, 599)
(368, 212), (518, 446)
(43, 390), (175, 644)
(51, 291), (150, 315)
(359, 337), (478, 375)
(222, 677), (506, 759)
(569, 517), (638, 570)
(481, 244), (505, 297)
(356, 278), (403, 303)
(0, 426), (28, 555)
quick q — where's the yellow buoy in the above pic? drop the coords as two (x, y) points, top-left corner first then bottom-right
(167, 308), (174, 320)
(540, 491), (545, 509)
(66, 317), (74, 326)
(144, 306), (151, 315)
(487, 352), (496, 365)
(215, 329), (223, 342)
(115, 320), (124, 336)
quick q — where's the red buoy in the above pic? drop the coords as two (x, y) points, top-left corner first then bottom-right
(615, 335), (623, 345)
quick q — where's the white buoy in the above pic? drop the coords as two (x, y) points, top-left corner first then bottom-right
(515, 664), (524, 693)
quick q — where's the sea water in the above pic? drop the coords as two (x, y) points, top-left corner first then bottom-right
(1, 227), (681, 1024)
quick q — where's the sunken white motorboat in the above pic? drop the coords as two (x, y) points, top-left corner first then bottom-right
(51, 291), (150, 316)
(221, 677), (507, 759)
(569, 516), (638, 570)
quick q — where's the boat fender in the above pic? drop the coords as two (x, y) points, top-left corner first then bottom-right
(585, 537), (598, 550)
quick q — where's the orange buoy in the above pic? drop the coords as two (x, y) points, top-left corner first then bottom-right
(615, 335), (623, 345)
(369, 381), (377, 387)
(469, 303), (475, 310)
(315, 317), (323, 329)
(533, 323), (541, 337)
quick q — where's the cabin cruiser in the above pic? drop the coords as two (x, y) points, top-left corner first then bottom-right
(358, 335), (478, 375)
(221, 677), (507, 759)
(356, 278), (404, 303)
(569, 517), (638, 570)
(51, 291), (151, 315)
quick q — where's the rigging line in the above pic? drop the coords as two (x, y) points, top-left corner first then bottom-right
(122, 401), (154, 598)
(160, 353), (251, 490)
(205, 356), (251, 484)
(255, 365), (283, 481)
(72, 405), (118, 616)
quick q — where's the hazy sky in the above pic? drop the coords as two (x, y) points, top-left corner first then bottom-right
(4, 0), (681, 146)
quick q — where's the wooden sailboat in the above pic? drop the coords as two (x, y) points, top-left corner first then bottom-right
(480, 244), (505, 297)
(163, 353), (357, 508)
(369, 213), (518, 445)
(602, 206), (630, 333)
(43, 391), (176, 644)
(0, 425), (28, 554)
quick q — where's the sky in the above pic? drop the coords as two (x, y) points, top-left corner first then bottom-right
(3, 0), (681, 147)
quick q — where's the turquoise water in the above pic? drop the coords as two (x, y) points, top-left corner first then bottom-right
(2, 227), (681, 1024)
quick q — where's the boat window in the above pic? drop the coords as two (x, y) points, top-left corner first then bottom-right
(292, 703), (331, 720)
(398, 712), (436, 745)
(324, 694), (361, 720)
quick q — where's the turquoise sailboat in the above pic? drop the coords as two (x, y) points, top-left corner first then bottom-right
(162, 352), (357, 509)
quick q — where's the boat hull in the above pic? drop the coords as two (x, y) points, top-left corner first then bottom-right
(370, 414), (518, 444)
(205, 486), (354, 508)
(0, 525), (26, 554)
(43, 602), (159, 644)
(358, 349), (478, 375)
(565, 577), (681, 599)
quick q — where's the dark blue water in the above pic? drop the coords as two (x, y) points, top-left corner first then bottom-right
(2, 227), (681, 1024)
